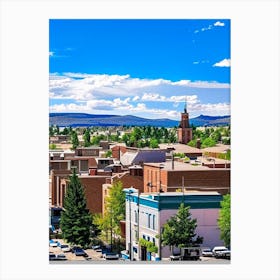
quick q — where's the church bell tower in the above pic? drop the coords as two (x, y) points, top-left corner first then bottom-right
(177, 98), (193, 144)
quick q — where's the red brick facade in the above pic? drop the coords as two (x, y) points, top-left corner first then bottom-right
(143, 164), (230, 195)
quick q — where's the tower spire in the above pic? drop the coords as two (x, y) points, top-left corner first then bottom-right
(184, 96), (187, 113)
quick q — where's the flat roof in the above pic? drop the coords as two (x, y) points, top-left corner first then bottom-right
(159, 143), (202, 154)
(202, 144), (230, 153)
(140, 191), (220, 197)
(144, 161), (211, 171)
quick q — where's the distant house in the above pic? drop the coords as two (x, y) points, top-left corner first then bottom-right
(159, 143), (202, 160)
(49, 135), (70, 144)
(75, 146), (101, 157)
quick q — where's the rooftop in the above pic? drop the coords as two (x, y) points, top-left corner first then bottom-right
(144, 161), (211, 171)
(159, 143), (202, 154)
(202, 144), (230, 153)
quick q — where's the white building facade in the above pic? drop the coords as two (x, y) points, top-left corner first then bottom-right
(125, 189), (224, 261)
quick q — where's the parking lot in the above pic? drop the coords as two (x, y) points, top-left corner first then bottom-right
(49, 239), (104, 261)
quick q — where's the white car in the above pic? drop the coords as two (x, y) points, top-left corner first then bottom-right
(103, 252), (119, 260)
(49, 240), (59, 247)
(60, 244), (71, 252)
(212, 246), (231, 259)
(202, 248), (213, 257)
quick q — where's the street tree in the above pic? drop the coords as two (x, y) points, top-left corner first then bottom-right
(218, 194), (231, 247)
(161, 203), (203, 250)
(60, 169), (93, 247)
(83, 128), (91, 147)
(99, 181), (126, 248)
(71, 131), (79, 149)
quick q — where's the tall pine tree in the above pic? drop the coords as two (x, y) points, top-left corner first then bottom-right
(71, 131), (79, 150)
(60, 169), (92, 247)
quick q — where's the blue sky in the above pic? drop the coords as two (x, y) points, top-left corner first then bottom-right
(49, 19), (230, 120)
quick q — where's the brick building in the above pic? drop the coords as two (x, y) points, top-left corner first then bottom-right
(143, 161), (230, 195)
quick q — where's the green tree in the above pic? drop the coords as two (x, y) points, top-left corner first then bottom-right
(149, 138), (159, 148)
(105, 150), (112, 158)
(104, 181), (125, 237)
(60, 169), (93, 247)
(55, 125), (60, 135)
(49, 125), (55, 136)
(83, 128), (91, 147)
(218, 194), (231, 247)
(49, 143), (57, 150)
(187, 139), (197, 147)
(201, 137), (216, 148)
(161, 203), (203, 248)
(71, 131), (79, 149)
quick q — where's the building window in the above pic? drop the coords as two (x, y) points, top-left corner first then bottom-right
(80, 160), (88, 171)
(134, 210), (138, 223)
(147, 213), (151, 228)
(152, 215), (155, 230)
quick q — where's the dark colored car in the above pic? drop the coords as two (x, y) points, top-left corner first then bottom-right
(72, 247), (88, 257)
(49, 253), (56, 261)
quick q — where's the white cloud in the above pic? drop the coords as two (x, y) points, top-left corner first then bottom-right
(201, 25), (213, 32)
(49, 51), (54, 56)
(213, 58), (231, 67)
(171, 80), (190, 86)
(142, 93), (166, 101)
(194, 21), (225, 34)
(49, 73), (230, 119)
(49, 73), (230, 102)
(214, 21), (225, 27)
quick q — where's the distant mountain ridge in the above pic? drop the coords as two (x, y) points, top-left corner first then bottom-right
(190, 114), (230, 127)
(49, 113), (230, 127)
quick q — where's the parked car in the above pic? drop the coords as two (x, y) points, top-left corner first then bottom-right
(72, 247), (88, 257)
(92, 245), (101, 251)
(56, 253), (67, 261)
(60, 244), (71, 252)
(202, 248), (213, 257)
(49, 253), (56, 261)
(180, 247), (201, 261)
(49, 240), (59, 247)
(212, 246), (231, 259)
(103, 252), (119, 260)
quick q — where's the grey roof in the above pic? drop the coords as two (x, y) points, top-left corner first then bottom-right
(121, 150), (166, 166)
